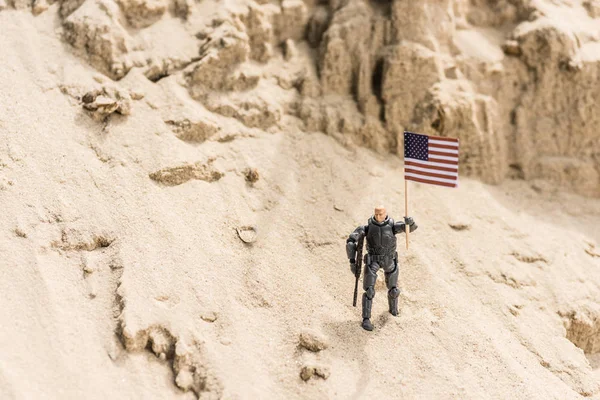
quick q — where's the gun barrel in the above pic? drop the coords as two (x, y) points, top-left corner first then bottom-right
(352, 236), (364, 307)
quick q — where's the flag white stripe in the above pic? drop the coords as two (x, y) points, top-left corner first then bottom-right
(429, 139), (459, 147)
(404, 165), (458, 177)
(405, 158), (459, 169)
(405, 173), (457, 184)
(428, 147), (458, 155)
(428, 154), (459, 162)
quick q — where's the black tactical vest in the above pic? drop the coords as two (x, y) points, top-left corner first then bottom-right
(366, 217), (396, 256)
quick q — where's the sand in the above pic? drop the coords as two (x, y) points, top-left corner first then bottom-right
(1, 0), (600, 398)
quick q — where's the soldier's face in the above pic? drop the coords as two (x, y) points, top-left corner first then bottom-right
(374, 208), (386, 222)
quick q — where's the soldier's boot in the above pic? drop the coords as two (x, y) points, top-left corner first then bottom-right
(361, 286), (375, 331)
(388, 287), (400, 316)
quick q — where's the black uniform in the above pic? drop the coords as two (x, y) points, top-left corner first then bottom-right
(346, 215), (417, 330)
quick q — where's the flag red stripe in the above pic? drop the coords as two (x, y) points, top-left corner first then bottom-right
(404, 161), (458, 172)
(405, 168), (458, 180)
(405, 176), (457, 187)
(428, 135), (459, 143)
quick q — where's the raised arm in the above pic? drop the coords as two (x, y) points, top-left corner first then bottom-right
(393, 217), (418, 235)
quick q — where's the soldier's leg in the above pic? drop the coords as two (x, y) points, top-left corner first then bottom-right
(384, 259), (400, 316)
(361, 260), (379, 330)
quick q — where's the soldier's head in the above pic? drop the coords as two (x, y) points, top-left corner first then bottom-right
(374, 206), (387, 222)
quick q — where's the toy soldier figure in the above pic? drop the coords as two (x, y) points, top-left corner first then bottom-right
(346, 206), (418, 331)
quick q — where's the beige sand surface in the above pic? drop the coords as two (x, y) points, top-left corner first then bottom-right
(1, 0), (600, 399)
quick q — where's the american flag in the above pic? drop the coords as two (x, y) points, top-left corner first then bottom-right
(404, 131), (459, 188)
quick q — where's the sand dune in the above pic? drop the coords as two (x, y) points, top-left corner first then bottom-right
(1, 0), (600, 398)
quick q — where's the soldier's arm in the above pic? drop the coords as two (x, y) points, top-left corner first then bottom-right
(393, 217), (418, 235)
(346, 225), (367, 262)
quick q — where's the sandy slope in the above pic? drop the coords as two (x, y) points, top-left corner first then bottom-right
(1, 1), (600, 399)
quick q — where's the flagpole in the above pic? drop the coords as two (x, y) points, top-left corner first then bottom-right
(405, 179), (409, 250)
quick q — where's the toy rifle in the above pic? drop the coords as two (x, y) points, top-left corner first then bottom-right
(352, 236), (364, 307)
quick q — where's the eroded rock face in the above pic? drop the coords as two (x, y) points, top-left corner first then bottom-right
(116, 0), (167, 29)
(25, 0), (600, 194)
(28, 0), (597, 196)
(204, 94), (281, 130)
(187, 20), (251, 92)
(318, 0), (375, 97)
(62, 0), (132, 79)
(309, 0), (599, 196)
(504, 17), (600, 197)
(306, 5), (330, 47)
(60, 0), (86, 17)
(382, 42), (443, 134)
(241, 3), (274, 62)
(411, 80), (507, 184)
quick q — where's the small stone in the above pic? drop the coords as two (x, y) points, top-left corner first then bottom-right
(175, 341), (189, 357)
(244, 168), (259, 184)
(220, 338), (232, 346)
(314, 366), (330, 379)
(14, 227), (27, 238)
(236, 225), (257, 244)
(299, 329), (329, 352)
(82, 257), (94, 274)
(82, 88), (132, 121)
(149, 329), (172, 355)
(300, 366), (314, 381)
(175, 370), (194, 391)
(159, 352), (166, 360)
(448, 222), (471, 231)
(333, 205), (343, 211)
(300, 365), (330, 381)
(502, 40), (521, 56)
(129, 91), (145, 100)
(201, 311), (218, 322)
(82, 92), (97, 104)
(95, 95), (117, 107)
